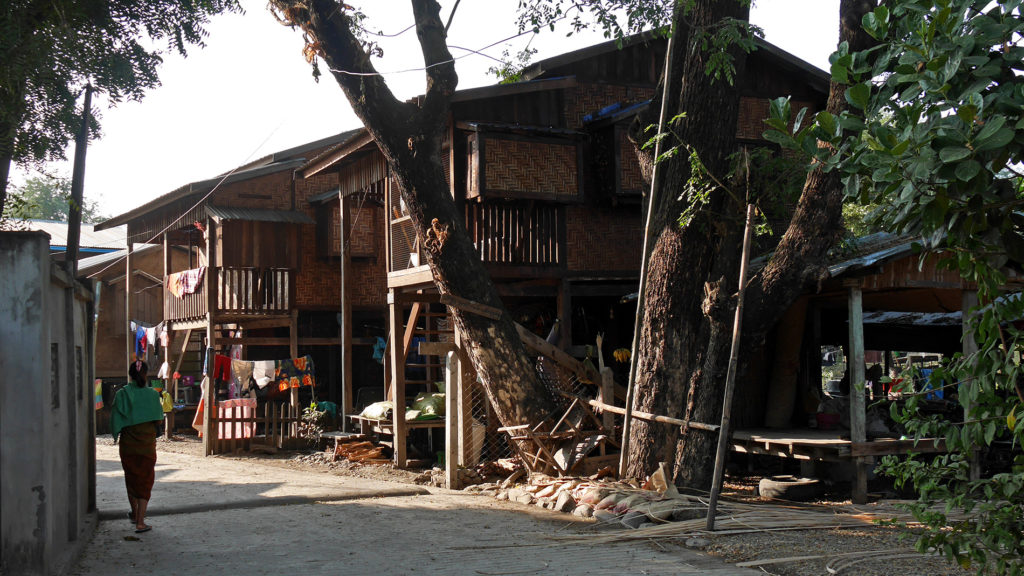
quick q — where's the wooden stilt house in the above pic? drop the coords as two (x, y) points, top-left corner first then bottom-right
(299, 33), (830, 467)
(95, 131), (363, 453)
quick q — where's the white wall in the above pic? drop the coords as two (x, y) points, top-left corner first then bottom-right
(1, 231), (96, 575)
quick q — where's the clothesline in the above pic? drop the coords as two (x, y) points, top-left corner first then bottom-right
(205, 353), (316, 396)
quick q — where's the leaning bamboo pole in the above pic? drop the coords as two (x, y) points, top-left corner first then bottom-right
(706, 202), (756, 530)
(619, 19), (677, 479)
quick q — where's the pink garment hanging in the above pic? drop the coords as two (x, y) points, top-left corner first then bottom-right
(217, 398), (256, 439)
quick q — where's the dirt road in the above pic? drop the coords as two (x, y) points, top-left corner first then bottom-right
(73, 444), (756, 576)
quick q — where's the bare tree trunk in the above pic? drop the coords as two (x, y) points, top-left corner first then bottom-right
(270, 0), (557, 428)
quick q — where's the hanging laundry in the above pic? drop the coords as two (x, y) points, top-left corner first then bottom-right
(276, 355), (315, 391)
(372, 337), (386, 364)
(158, 323), (169, 347)
(192, 377), (209, 436)
(230, 359), (254, 396)
(252, 360), (275, 389)
(166, 267), (206, 298)
(94, 379), (104, 410)
(135, 326), (147, 360)
(157, 361), (170, 379)
(211, 354), (231, 382)
(146, 326), (157, 353)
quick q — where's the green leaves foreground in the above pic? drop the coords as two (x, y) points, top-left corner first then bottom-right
(766, 1), (1024, 573)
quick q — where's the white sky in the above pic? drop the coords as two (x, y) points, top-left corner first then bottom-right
(14, 0), (839, 219)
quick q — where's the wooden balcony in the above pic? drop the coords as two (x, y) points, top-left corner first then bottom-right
(166, 266), (293, 325)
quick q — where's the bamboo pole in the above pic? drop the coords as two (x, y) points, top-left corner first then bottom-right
(706, 203), (756, 530)
(619, 25), (676, 479)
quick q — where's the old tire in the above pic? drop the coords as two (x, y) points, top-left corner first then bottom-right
(757, 476), (823, 501)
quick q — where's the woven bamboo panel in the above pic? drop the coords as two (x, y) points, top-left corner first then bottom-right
(484, 138), (577, 197)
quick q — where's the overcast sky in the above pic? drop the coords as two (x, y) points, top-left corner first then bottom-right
(13, 0), (840, 219)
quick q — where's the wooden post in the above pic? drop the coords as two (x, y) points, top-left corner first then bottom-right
(600, 367), (615, 433)
(389, 290), (407, 467)
(445, 350), (461, 489)
(706, 203), (755, 530)
(203, 217), (217, 456)
(339, 190), (353, 429)
(289, 308), (299, 437)
(455, 328), (473, 466)
(845, 278), (869, 504)
(126, 239), (134, 374)
(557, 278), (571, 349)
(962, 289), (980, 481)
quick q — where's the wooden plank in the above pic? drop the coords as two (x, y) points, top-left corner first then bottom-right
(439, 293), (502, 321)
(171, 328), (193, 378)
(582, 396), (719, 432)
(599, 368), (615, 435)
(514, 322), (598, 383)
(419, 341), (456, 356)
(401, 301), (423, 366)
(850, 438), (947, 457)
(215, 337), (341, 346)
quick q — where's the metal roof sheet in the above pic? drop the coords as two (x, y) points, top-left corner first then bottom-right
(827, 233), (917, 278)
(77, 244), (159, 278)
(23, 220), (126, 250)
(204, 205), (314, 224)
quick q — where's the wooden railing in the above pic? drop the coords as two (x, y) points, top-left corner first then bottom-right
(165, 267), (293, 322)
(166, 277), (208, 322)
(466, 202), (562, 266)
(217, 267), (291, 315)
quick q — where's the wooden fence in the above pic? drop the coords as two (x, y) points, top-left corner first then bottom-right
(206, 401), (303, 454)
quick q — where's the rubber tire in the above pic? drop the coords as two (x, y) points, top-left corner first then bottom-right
(757, 475), (823, 501)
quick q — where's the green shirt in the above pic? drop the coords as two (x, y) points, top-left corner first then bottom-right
(111, 385), (163, 443)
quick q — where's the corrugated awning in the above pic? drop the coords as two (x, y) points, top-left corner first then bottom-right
(204, 205), (314, 224)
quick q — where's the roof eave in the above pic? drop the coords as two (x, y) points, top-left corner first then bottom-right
(95, 158), (307, 231)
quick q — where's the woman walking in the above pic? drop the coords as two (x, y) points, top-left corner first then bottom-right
(111, 360), (163, 533)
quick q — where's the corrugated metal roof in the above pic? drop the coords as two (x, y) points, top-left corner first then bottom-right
(827, 232), (917, 278)
(205, 205), (314, 224)
(77, 244), (159, 278)
(24, 220), (126, 250)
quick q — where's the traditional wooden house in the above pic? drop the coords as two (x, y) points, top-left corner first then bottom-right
(95, 131), (363, 450)
(731, 233), (1024, 502)
(298, 33), (830, 466)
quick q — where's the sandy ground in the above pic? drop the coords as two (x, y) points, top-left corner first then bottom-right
(79, 436), (972, 576)
(74, 438), (758, 576)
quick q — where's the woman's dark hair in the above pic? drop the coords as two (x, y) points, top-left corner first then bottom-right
(128, 360), (149, 387)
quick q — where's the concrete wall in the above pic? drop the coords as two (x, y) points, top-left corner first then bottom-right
(1, 231), (96, 575)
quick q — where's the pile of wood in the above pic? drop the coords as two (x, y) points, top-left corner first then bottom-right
(331, 438), (389, 464)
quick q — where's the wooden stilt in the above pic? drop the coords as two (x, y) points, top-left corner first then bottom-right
(845, 279), (869, 504)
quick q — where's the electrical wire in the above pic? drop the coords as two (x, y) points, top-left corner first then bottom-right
(88, 121), (286, 279)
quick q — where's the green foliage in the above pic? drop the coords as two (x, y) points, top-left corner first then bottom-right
(514, 0), (673, 42)
(487, 47), (539, 84)
(0, 0), (242, 182)
(4, 175), (105, 223)
(299, 401), (326, 446)
(765, 1), (1024, 571)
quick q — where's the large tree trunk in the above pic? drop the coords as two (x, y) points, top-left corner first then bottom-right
(625, 0), (752, 485)
(271, 0), (558, 428)
(627, 0), (878, 487)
